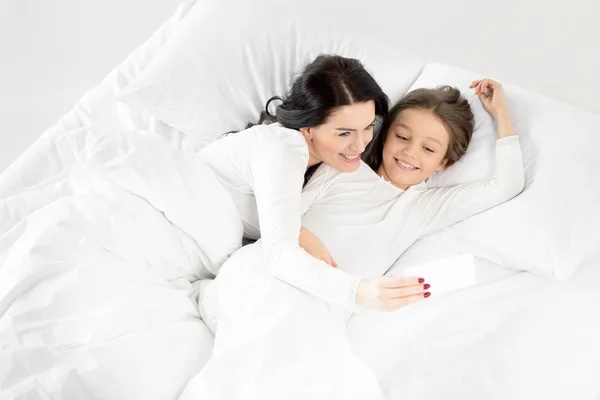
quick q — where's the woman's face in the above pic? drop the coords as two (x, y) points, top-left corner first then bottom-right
(378, 108), (450, 190)
(301, 100), (376, 173)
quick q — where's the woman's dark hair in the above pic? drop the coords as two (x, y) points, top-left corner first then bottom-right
(363, 86), (474, 171)
(258, 54), (388, 129)
(230, 54), (389, 185)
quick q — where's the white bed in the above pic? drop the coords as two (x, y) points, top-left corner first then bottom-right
(0, 2), (218, 399)
(1, 0), (600, 399)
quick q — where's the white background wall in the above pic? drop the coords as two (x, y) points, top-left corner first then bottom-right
(1, 0), (599, 175)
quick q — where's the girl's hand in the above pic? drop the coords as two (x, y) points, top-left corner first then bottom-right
(470, 78), (509, 119)
(299, 227), (338, 267)
(356, 276), (431, 311)
(470, 78), (515, 138)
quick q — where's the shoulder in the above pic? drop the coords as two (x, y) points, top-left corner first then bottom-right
(303, 163), (340, 191)
(244, 124), (306, 152)
(244, 125), (309, 171)
(413, 181), (433, 192)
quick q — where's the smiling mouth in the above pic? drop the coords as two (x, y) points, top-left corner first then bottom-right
(394, 158), (419, 171)
(340, 153), (360, 163)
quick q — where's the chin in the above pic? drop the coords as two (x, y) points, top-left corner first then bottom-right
(390, 175), (416, 188)
(338, 163), (360, 173)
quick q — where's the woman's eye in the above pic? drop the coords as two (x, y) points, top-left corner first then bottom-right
(396, 135), (408, 141)
(339, 132), (351, 137)
(366, 124), (375, 130)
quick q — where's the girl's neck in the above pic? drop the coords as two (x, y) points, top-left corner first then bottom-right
(376, 164), (410, 190)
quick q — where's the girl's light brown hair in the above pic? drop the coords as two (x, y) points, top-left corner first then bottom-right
(363, 86), (474, 171)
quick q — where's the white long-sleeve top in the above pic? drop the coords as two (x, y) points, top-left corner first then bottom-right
(300, 135), (525, 285)
(198, 124), (363, 310)
(200, 123), (524, 311)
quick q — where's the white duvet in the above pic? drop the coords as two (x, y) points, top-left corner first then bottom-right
(181, 239), (600, 400)
(0, 130), (242, 399)
(1, 129), (600, 400)
(180, 244), (384, 400)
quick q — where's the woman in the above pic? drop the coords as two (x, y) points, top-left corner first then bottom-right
(196, 54), (389, 307)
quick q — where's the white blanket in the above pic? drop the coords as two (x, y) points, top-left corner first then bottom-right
(346, 262), (600, 400)
(182, 238), (600, 400)
(3, 129), (600, 400)
(181, 243), (384, 400)
(0, 130), (243, 399)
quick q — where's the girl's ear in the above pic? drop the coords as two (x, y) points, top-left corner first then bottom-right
(436, 159), (448, 172)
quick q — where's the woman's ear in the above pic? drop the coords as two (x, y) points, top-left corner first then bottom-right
(299, 127), (313, 142)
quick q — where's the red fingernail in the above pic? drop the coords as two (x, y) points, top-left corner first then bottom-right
(424, 283), (430, 290)
(424, 292), (431, 298)
(418, 278), (425, 283)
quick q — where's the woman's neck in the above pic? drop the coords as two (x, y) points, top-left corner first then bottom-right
(307, 148), (321, 168)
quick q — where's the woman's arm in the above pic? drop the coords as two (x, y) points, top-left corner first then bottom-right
(249, 133), (360, 310)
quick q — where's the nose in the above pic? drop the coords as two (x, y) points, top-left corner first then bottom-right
(349, 134), (367, 153)
(401, 141), (417, 158)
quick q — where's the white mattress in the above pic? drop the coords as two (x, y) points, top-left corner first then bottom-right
(1, 0), (599, 399)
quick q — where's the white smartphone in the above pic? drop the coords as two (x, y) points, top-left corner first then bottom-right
(403, 253), (477, 296)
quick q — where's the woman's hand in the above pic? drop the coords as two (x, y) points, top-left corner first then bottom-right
(470, 78), (515, 138)
(356, 276), (431, 311)
(299, 227), (338, 267)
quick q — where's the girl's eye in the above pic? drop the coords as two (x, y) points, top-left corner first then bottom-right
(339, 132), (351, 137)
(424, 146), (434, 153)
(396, 135), (408, 141)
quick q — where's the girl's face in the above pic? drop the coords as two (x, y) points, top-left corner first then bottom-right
(301, 100), (376, 173)
(378, 108), (450, 190)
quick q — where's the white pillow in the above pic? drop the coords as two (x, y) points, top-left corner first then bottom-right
(419, 65), (498, 188)
(386, 239), (518, 285)
(412, 63), (600, 280)
(118, 0), (424, 149)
